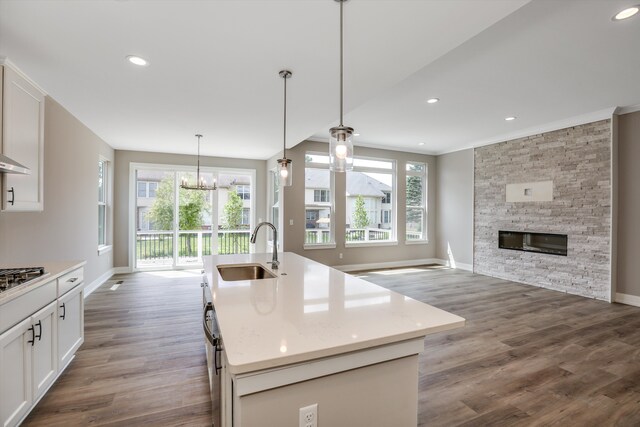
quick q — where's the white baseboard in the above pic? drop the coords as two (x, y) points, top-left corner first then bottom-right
(434, 259), (473, 272)
(84, 268), (115, 298)
(615, 293), (640, 307)
(113, 266), (132, 274)
(334, 258), (441, 273)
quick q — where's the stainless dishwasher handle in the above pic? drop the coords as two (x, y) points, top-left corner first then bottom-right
(203, 302), (223, 375)
(203, 302), (217, 346)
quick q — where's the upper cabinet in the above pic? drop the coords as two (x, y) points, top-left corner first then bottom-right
(1, 61), (45, 212)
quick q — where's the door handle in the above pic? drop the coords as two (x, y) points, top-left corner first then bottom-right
(7, 187), (15, 206)
(60, 302), (66, 320)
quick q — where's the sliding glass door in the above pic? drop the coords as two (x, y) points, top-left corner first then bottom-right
(133, 165), (255, 270)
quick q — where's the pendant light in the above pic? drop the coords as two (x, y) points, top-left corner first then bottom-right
(329, 0), (354, 172)
(180, 134), (217, 191)
(277, 70), (293, 187)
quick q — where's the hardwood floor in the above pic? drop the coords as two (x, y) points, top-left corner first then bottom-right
(23, 270), (212, 426)
(24, 265), (640, 426)
(354, 266), (640, 427)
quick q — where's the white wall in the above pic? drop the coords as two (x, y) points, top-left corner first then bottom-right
(435, 149), (474, 268)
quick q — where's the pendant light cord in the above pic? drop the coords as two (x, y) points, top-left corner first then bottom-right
(339, 0), (344, 127)
(196, 134), (201, 184)
(283, 73), (287, 158)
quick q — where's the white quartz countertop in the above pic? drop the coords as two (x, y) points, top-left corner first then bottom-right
(0, 260), (86, 305)
(204, 252), (464, 374)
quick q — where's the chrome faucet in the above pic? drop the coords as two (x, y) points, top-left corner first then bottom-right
(250, 222), (279, 269)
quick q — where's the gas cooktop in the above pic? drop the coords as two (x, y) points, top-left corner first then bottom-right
(0, 267), (48, 293)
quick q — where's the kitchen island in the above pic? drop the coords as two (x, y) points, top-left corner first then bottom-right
(203, 252), (464, 427)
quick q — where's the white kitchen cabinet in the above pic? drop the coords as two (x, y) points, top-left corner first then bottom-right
(57, 284), (84, 368)
(1, 61), (45, 211)
(0, 318), (32, 427)
(0, 263), (84, 427)
(31, 301), (58, 401)
(0, 301), (57, 427)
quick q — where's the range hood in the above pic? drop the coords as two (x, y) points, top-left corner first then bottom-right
(0, 153), (31, 174)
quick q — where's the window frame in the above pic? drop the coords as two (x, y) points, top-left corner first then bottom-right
(304, 152), (336, 249)
(98, 158), (112, 255)
(405, 161), (428, 244)
(345, 155), (397, 248)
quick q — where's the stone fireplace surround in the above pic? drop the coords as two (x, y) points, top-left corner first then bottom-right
(474, 120), (612, 301)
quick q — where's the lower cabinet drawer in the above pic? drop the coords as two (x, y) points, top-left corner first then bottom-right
(57, 268), (84, 297)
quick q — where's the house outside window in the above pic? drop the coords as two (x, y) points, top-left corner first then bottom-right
(304, 153), (334, 246)
(406, 161), (427, 241)
(346, 157), (395, 244)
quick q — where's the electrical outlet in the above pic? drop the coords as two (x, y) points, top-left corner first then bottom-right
(339, 253), (343, 259)
(299, 403), (318, 427)
(289, 219), (294, 226)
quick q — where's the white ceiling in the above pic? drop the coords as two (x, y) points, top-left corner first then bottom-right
(1, 0), (638, 159)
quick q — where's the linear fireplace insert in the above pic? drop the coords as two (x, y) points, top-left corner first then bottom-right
(499, 231), (567, 256)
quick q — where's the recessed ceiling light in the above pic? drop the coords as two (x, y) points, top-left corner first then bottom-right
(426, 98), (439, 104)
(505, 116), (517, 121)
(613, 6), (639, 20)
(418, 142), (425, 146)
(126, 55), (148, 66)
(353, 133), (360, 136)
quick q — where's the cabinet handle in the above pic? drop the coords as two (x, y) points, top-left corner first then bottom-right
(35, 320), (42, 341)
(67, 277), (78, 283)
(27, 326), (35, 346)
(7, 187), (15, 206)
(60, 302), (66, 320)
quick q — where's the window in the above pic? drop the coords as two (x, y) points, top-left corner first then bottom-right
(148, 182), (158, 198)
(346, 157), (395, 244)
(382, 210), (391, 224)
(241, 208), (250, 225)
(137, 181), (158, 198)
(237, 185), (250, 200)
(406, 161), (427, 241)
(305, 153), (334, 246)
(314, 189), (330, 203)
(98, 160), (109, 249)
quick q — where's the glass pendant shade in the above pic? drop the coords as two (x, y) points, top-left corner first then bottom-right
(329, 125), (354, 172)
(329, 0), (354, 172)
(277, 157), (293, 187)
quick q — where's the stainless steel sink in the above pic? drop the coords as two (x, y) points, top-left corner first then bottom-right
(217, 263), (277, 281)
